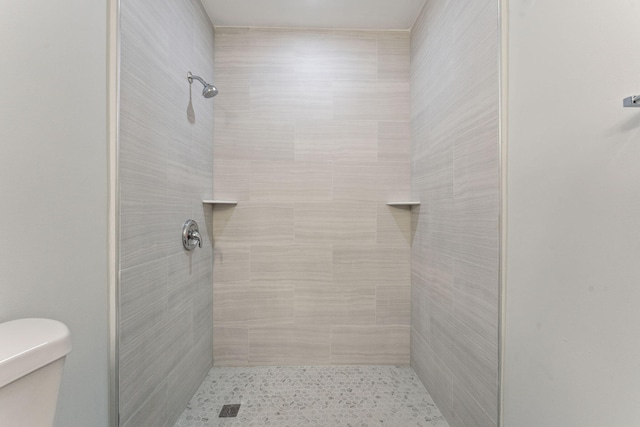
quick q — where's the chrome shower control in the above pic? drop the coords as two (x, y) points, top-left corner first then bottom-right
(182, 220), (202, 251)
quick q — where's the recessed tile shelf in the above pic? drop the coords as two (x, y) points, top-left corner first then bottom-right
(386, 202), (421, 207)
(203, 200), (238, 205)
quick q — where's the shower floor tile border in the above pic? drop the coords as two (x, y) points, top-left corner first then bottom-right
(174, 365), (450, 427)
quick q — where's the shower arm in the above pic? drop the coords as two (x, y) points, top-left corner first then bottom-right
(187, 72), (207, 87)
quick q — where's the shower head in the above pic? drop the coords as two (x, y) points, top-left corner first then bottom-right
(187, 71), (218, 98)
(202, 84), (219, 98)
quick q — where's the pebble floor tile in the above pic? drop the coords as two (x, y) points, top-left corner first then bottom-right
(174, 366), (450, 427)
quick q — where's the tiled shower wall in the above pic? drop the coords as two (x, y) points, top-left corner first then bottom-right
(410, 1), (500, 427)
(118, 0), (214, 426)
(212, 28), (411, 366)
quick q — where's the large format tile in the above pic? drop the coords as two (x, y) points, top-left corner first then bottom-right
(120, 259), (168, 352)
(215, 117), (295, 161)
(121, 381), (168, 427)
(213, 326), (249, 367)
(248, 325), (331, 365)
(411, 329), (454, 421)
(294, 202), (377, 243)
(333, 162), (380, 202)
(453, 259), (499, 346)
(252, 79), (333, 121)
(213, 281), (251, 326)
(377, 32), (410, 81)
(212, 27), (413, 370)
(250, 244), (333, 283)
(295, 283), (376, 325)
(213, 159), (250, 201)
(410, 0), (500, 425)
(378, 121), (411, 162)
(212, 244), (251, 284)
(250, 160), (333, 202)
(454, 194), (499, 250)
(377, 203), (412, 245)
(333, 161), (409, 202)
(333, 244), (410, 285)
(295, 30), (378, 81)
(166, 342), (212, 424)
(330, 325), (410, 364)
(120, 1), (214, 426)
(376, 284), (410, 325)
(213, 281), (294, 327)
(451, 380), (496, 427)
(294, 119), (377, 162)
(213, 202), (295, 244)
(334, 80), (410, 121)
(449, 319), (499, 422)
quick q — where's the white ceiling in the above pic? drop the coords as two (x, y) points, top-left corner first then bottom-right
(201, 0), (427, 30)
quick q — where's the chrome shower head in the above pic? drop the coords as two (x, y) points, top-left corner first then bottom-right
(202, 84), (219, 98)
(187, 71), (218, 98)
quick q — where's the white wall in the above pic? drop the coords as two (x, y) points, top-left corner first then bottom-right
(504, 1), (640, 426)
(0, 1), (109, 427)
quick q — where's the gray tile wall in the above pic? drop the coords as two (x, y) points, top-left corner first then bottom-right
(119, 0), (215, 426)
(410, 1), (500, 426)
(212, 28), (411, 366)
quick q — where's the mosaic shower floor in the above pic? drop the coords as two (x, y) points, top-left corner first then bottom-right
(174, 365), (450, 427)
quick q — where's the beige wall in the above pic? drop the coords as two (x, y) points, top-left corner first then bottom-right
(504, 0), (640, 425)
(212, 27), (411, 366)
(410, 0), (500, 426)
(0, 1), (109, 426)
(118, 0), (215, 426)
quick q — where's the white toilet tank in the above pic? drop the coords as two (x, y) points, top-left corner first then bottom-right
(0, 318), (72, 427)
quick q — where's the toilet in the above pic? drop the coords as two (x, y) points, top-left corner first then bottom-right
(0, 318), (72, 427)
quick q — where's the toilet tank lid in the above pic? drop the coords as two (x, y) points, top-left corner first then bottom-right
(0, 318), (72, 388)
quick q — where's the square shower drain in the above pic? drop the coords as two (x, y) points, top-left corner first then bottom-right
(219, 404), (241, 418)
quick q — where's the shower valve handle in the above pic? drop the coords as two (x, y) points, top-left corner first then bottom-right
(190, 230), (202, 248)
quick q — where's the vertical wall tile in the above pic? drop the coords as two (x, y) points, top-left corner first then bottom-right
(213, 327), (249, 366)
(213, 244), (251, 283)
(453, 259), (499, 344)
(295, 120), (377, 162)
(119, 0), (215, 425)
(330, 325), (410, 364)
(376, 284), (410, 325)
(377, 204), (412, 246)
(213, 159), (251, 201)
(295, 30), (378, 80)
(377, 32), (410, 80)
(213, 281), (250, 326)
(334, 80), (410, 121)
(295, 283), (376, 325)
(333, 244), (410, 285)
(120, 382), (168, 427)
(451, 379), (497, 427)
(250, 161), (333, 202)
(333, 162), (380, 202)
(249, 325), (331, 365)
(213, 202), (295, 244)
(378, 121), (411, 162)
(250, 244), (333, 283)
(410, 0), (500, 425)
(411, 329), (454, 421)
(294, 202), (377, 243)
(214, 27), (411, 367)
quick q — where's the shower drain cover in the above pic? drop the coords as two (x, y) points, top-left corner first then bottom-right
(219, 404), (241, 418)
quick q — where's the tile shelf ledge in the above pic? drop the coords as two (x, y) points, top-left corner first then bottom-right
(203, 200), (238, 205)
(386, 202), (421, 207)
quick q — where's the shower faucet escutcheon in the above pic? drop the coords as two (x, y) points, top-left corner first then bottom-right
(182, 219), (202, 251)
